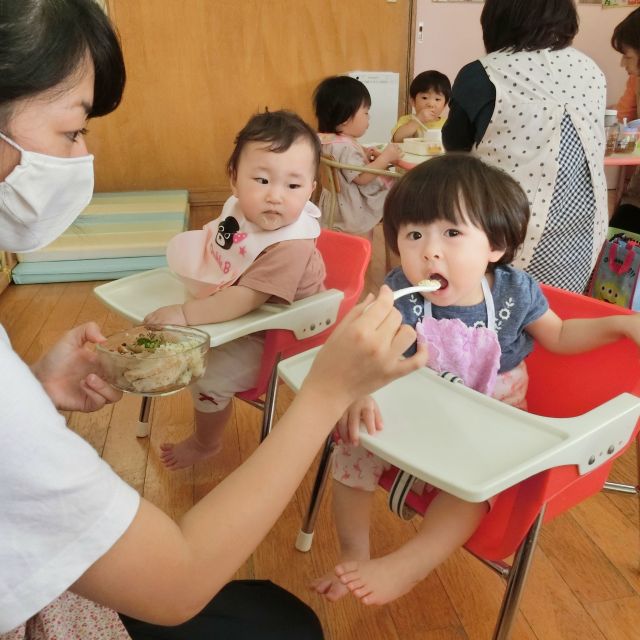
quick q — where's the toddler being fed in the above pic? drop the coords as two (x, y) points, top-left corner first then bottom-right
(312, 153), (640, 606)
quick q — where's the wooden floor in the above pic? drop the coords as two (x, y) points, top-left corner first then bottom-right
(2, 225), (640, 640)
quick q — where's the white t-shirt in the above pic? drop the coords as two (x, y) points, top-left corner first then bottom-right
(0, 326), (140, 633)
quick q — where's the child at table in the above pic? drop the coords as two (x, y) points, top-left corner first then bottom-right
(610, 7), (640, 234)
(391, 70), (451, 143)
(144, 110), (326, 469)
(312, 153), (640, 605)
(314, 75), (402, 238)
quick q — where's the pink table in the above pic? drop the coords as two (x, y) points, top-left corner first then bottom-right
(604, 152), (640, 206)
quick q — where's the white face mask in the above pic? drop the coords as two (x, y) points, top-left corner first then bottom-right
(0, 131), (94, 252)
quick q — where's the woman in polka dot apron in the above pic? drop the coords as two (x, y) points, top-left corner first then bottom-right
(443, 0), (608, 293)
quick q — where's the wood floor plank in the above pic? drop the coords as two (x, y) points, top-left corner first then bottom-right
(570, 492), (640, 596)
(538, 512), (635, 603)
(517, 545), (606, 640)
(586, 595), (640, 640)
(67, 404), (114, 457)
(0, 282), (43, 336)
(143, 391), (195, 519)
(436, 550), (537, 640)
(8, 282), (66, 357)
(410, 629), (468, 640)
(101, 394), (150, 493)
(76, 280), (115, 329)
(22, 281), (94, 362)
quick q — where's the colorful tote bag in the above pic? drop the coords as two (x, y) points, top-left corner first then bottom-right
(588, 227), (640, 310)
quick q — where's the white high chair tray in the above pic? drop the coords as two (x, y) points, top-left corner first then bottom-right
(94, 267), (344, 348)
(278, 347), (640, 502)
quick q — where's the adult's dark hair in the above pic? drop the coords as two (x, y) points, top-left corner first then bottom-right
(481, 0), (578, 54)
(0, 0), (125, 128)
(313, 75), (371, 134)
(611, 7), (640, 54)
(227, 110), (321, 179)
(410, 70), (451, 105)
(383, 153), (529, 267)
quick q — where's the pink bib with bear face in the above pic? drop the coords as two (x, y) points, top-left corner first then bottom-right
(166, 195), (321, 298)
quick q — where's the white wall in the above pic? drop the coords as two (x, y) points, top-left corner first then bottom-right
(414, 2), (635, 106)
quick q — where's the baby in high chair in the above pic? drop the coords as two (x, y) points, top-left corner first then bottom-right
(312, 153), (640, 605)
(314, 75), (402, 238)
(391, 69), (451, 143)
(144, 110), (326, 470)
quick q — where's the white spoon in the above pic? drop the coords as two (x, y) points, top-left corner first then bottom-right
(392, 280), (441, 301)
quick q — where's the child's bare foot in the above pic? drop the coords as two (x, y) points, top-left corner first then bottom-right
(335, 552), (426, 605)
(312, 548), (371, 602)
(310, 569), (351, 602)
(159, 435), (222, 470)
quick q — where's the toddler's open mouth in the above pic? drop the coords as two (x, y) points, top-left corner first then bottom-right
(429, 273), (449, 290)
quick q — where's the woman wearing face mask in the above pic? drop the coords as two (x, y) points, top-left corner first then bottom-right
(0, 2), (427, 638)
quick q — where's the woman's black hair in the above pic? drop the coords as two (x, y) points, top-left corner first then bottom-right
(0, 0), (125, 126)
(481, 0), (578, 53)
(612, 7), (640, 55)
(410, 70), (452, 105)
(383, 153), (530, 267)
(227, 110), (321, 179)
(313, 75), (371, 134)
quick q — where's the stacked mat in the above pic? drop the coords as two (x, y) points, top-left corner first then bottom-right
(12, 190), (189, 284)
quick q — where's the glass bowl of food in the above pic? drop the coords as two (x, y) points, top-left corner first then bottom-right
(96, 325), (210, 396)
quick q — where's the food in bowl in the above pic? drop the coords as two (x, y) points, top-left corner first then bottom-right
(96, 325), (209, 395)
(402, 136), (443, 156)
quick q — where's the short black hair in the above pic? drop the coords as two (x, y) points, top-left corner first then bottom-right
(612, 7), (640, 55)
(313, 75), (371, 134)
(227, 110), (321, 179)
(383, 153), (529, 267)
(0, 0), (126, 127)
(481, 0), (578, 54)
(410, 70), (451, 105)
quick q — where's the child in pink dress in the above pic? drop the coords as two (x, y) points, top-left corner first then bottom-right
(314, 75), (402, 237)
(144, 111), (326, 469)
(312, 153), (640, 606)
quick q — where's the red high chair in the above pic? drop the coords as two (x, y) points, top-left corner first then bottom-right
(294, 284), (640, 640)
(238, 229), (371, 439)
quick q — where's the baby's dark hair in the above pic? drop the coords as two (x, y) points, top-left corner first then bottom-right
(227, 110), (321, 179)
(612, 7), (640, 55)
(410, 70), (451, 105)
(313, 75), (371, 133)
(383, 153), (529, 267)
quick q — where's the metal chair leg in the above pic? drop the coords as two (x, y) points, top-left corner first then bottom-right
(602, 433), (640, 570)
(296, 435), (335, 552)
(492, 506), (546, 640)
(136, 395), (152, 438)
(260, 355), (282, 441)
